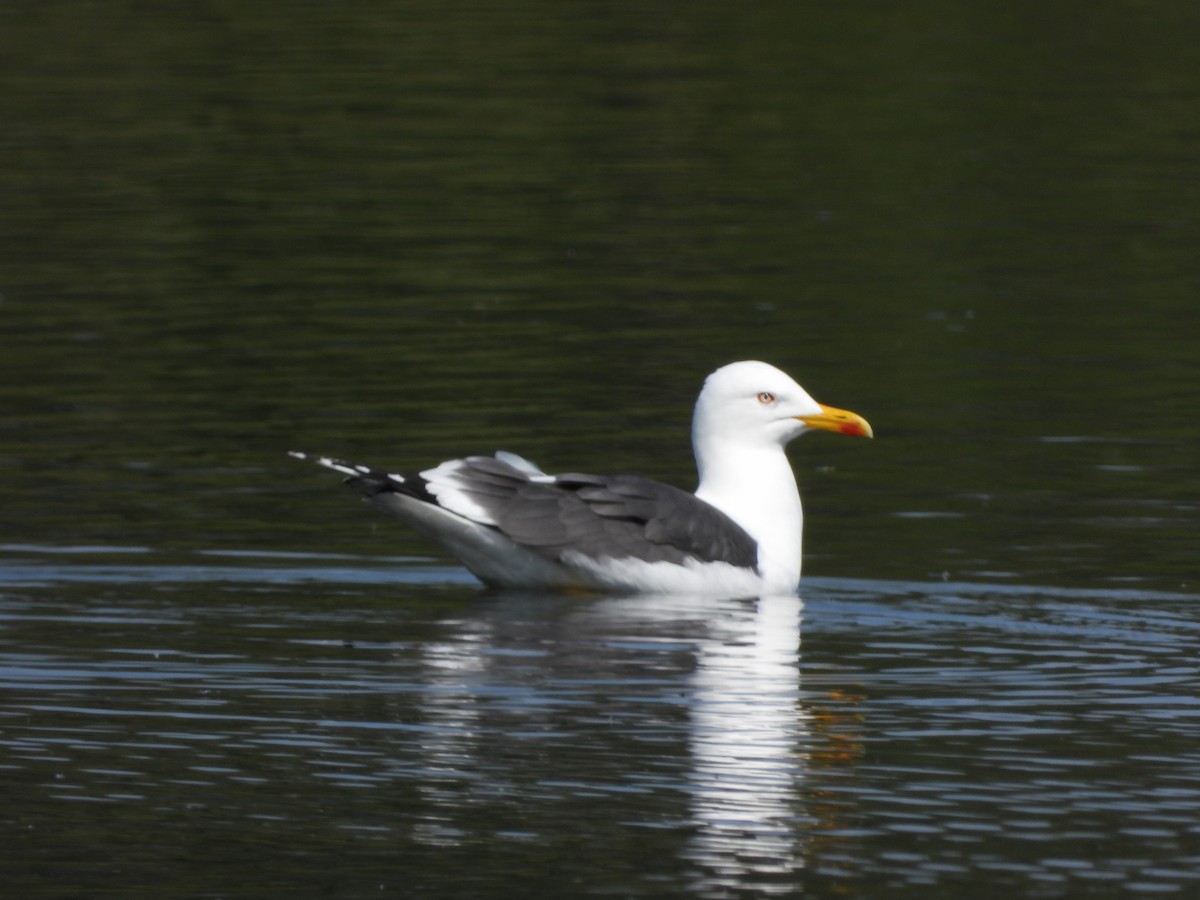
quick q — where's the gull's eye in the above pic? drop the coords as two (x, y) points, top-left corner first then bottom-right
(756, 391), (776, 405)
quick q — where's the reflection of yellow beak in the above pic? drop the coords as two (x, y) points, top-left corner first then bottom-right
(797, 404), (874, 438)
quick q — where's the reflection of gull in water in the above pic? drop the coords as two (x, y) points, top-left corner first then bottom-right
(407, 633), (491, 848)
(684, 594), (809, 892)
(402, 592), (810, 889)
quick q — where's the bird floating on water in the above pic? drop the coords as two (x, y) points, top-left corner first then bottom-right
(291, 360), (872, 595)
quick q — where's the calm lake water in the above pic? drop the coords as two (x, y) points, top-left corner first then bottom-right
(3, 1), (1199, 897)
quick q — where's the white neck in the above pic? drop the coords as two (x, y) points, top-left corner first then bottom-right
(693, 438), (803, 593)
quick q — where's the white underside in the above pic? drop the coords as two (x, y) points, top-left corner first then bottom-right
(559, 551), (767, 596)
(369, 493), (771, 596)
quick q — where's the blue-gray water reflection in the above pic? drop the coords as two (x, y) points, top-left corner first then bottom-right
(3, 549), (1199, 896)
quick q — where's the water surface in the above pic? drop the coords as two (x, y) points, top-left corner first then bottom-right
(3, 549), (1198, 896)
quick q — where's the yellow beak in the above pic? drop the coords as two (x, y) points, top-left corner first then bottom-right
(797, 403), (874, 438)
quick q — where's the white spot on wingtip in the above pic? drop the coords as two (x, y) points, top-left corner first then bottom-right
(299, 455), (363, 477)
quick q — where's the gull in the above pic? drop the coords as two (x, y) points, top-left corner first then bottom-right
(291, 360), (872, 595)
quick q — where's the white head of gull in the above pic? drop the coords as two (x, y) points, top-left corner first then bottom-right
(291, 360), (872, 596)
(691, 360), (873, 593)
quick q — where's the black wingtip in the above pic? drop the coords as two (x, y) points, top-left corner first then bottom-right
(290, 450), (431, 501)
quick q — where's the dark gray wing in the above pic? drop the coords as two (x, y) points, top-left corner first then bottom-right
(496, 470), (759, 571)
(300, 453), (759, 571)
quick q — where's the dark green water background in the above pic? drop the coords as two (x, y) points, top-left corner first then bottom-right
(2, 2), (1198, 897)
